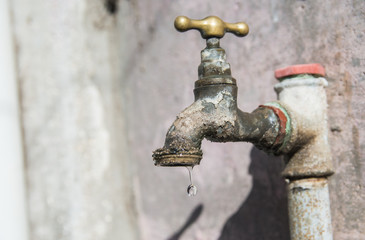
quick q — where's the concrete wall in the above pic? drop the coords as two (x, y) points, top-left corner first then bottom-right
(8, 0), (364, 239)
(10, 1), (139, 239)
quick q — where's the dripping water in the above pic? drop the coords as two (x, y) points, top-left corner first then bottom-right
(186, 166), (197, 196)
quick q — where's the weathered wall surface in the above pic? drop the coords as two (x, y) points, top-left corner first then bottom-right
(119, 0), (365, 239)
(10, 0), (364, 239)
(11, 1), (139, 239)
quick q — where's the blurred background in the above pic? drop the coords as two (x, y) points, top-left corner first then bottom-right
(1, 0), (364, 239)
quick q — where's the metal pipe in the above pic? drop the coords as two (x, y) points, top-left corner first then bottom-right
(287, 178), (333, 240)
(275, 65), (334, 240)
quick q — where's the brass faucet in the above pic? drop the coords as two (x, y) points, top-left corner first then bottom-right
(153, 16), (288, 167)
(152, 16), (333, 180)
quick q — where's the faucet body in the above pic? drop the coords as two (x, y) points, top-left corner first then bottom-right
(153, 39), (288, 166)
(155, 76), (280, 166)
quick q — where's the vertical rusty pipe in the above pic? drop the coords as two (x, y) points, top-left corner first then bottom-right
(287, 178), (333, 240)
(275, 64), (334, 240)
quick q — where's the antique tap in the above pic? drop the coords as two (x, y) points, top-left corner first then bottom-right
(152, 16), (333, 178)
(152, 16), (334, 239)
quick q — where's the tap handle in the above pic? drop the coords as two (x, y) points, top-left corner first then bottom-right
(174, 16), (249, 39)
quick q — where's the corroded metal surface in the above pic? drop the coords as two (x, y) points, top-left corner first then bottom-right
(259, 103), (289, 150)
(288, 178), (333, 240)
(153, 38), (283, 166)
(152, 82), (282, 166)
(276, 73), (334, 240)
(275, 76), (334, 178)
(198, 38), (232, 79)
(152, 148), (202, 166)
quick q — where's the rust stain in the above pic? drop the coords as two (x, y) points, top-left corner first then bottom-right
(259, 104), (287, 146)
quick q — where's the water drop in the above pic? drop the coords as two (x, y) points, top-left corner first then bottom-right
(186, 166), (197, 196)
(187, 184), (197, 196)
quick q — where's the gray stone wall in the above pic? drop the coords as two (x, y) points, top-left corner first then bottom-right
(11, 0), (364, 239)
